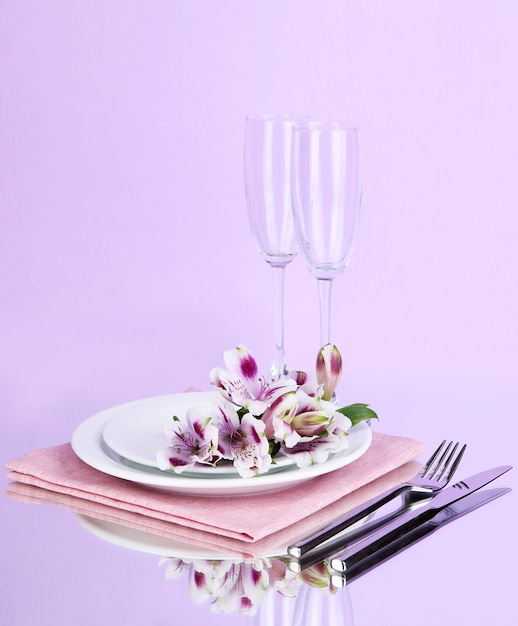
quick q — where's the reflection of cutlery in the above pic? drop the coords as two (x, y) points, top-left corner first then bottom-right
(288, 440), (466, 563)
(328, 465), (511, 576)
(330, 486), (511, 587)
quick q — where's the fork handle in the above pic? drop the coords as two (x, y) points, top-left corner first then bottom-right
(287, 484), (409, 558)
(289, 492), (426, 572)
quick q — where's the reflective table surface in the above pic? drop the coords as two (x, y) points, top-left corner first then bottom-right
(3, 406), (516, 626)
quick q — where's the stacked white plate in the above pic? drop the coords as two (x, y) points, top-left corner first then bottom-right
(71, 391), (372, 497)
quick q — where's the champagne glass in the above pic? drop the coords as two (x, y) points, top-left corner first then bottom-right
(291, 121), (361, 348)
(244, 114), (309, 379)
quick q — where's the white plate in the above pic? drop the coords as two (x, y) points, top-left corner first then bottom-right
(71, 395), (372, 496)
(102, 391), (296, 476)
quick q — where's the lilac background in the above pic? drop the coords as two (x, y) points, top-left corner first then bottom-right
(1, 2), (517, 625)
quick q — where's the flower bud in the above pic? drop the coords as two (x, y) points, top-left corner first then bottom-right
(316, 344), (342, 401)
(291, 410), (331, 437)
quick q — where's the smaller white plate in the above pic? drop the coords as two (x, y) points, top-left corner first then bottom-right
(102, 391), (295, 476)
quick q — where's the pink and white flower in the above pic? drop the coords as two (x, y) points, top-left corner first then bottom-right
(210, 345), (296, 415)
(288, 369), (323, 398)
(282, 409), (352, 467)
(211, 397), (272, 478)
(261, 389), (351, 467)
(156, 404), (222, 473)
(262, 390), (336, 445)
(157, 343), (373, 479)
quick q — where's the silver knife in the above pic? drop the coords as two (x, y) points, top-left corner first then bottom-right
(330, 486), (511, 588)
(288, 464), (511, 573)
(329, 465), (512, 574)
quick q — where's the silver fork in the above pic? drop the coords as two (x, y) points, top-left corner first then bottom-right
(287, 440), (466, 568)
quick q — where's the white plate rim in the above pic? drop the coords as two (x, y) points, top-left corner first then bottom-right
(71, 395), (372, 496)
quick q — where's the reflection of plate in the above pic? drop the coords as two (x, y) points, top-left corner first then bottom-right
(71, 395), (372, 497)
(75, 514), (282, 559)
(102, 392), (295, 476)
(75, 511), (372, 561)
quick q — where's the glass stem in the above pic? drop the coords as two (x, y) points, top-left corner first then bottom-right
(318, 278), (333, 347)
(270, 264), (288, 380)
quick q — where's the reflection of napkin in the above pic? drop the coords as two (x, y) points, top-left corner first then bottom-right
(6, 432), (424, 557)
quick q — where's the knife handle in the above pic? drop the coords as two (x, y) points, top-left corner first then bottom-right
(287, 484), (409, 559)
(288, 490), (431, 572)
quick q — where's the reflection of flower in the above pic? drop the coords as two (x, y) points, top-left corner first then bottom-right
(158, 344), (377, 478)
(300, 559), (341, 593)
(160, 556), (336, 615)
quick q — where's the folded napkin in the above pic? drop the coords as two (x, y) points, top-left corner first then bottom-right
(6, 432), (424, 557)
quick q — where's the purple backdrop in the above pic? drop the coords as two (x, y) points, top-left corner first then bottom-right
(1, 2), (517, 625)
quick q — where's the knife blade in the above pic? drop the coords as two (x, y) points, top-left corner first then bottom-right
(329, 465), (512, 573)
(288, 464), (512, 573)
(329, 486), (511, 588)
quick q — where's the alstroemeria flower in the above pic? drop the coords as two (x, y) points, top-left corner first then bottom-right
(211, 397), (272, 478)
(156, 404), (222, 473)
(280, 433), (341, 468)
(316, 344), (343, 401)
(210, 345), (296, 415)
(281, 409), (351, 467)
(262, 390), (336, 449)
(288, 369), (323, 398)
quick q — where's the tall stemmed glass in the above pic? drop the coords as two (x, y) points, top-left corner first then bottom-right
(291, 121), (361, 349)
(244, 114), (309, 379)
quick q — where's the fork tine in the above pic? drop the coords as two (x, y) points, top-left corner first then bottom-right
(429, 441), (454, 479)
(435, 442), (457, 480)
(421, 440), (447, 475)
(437, 443), (467, 482)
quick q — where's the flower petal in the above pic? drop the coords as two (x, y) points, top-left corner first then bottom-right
(158, 404), (221, 472)
(272, 415), (301, 448)
(224, 344), (259, 381)
(231, 414), (272, 477)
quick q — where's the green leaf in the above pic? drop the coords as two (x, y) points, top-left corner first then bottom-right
(337, 403), (379, 427)
(269, 440), (281, 459)
(237, 407), (248, 421)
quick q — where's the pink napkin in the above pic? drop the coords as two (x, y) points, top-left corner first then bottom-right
(6, 431), (424, 557)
